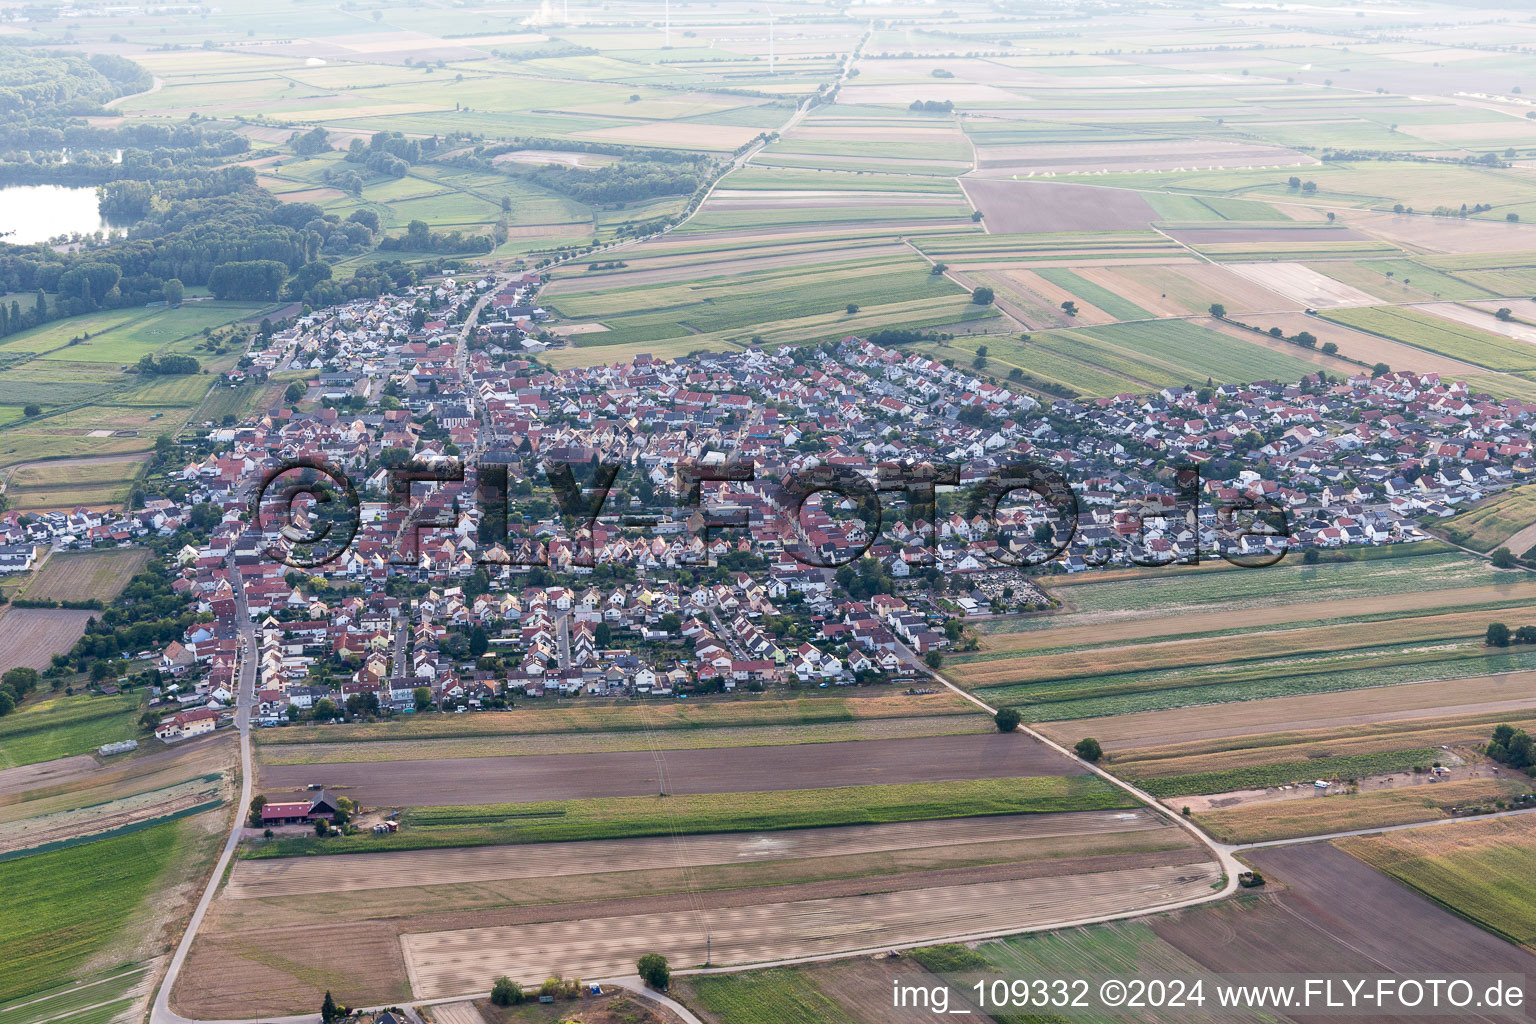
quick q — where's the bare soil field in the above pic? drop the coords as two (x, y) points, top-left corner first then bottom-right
(0, 608), (95, 671)
(258, 714), (992, 766)
(1155, 843), (1536, 1020)
(1194, 777), (1532, 844)
(971, 139), (1312, 175)
(1214, 310), (1486, 375)
(401, 861), (1222, 997)
(21, 548), (150, 603)
(977, 581), (1533, 655)
(258, 733), (1079, 806)
(225, 809), (1171, 900)
(1345, 210), (1536, 254)
(1034, 671), (1536, 752)
(960, 180), (1155, 234)
(0, 754), (97, 797)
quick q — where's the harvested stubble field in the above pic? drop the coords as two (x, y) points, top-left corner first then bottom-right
(183, 838), (1206, 1016)
(18, 548), (150, 604)
(1033, 670), (1536, 753)
(258, 713), (992, 765)
(401, 861), (1222, 998)
(1339, 814), (1536, 950)
(1195, 777), (1533, 844)
(259, 734), (1078, 808)
(225, 809), (1174, 900)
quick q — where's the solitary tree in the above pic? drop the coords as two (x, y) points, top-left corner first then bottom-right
(321, 991), (338, 1024)
(490, 976), (523, 1006)
(923, 649), (944, 669)
(637, 953), (670, 991)
(971, 286), (995, 306)
(1075, 737), (1104, 762)
(247, 794), (267, 828)
(846, 303), (859, 315)
(1487, 621), (1513, 647)
(163, 278), (184, 306)
(1208, 303), (1226, 319)
(22, 404), (40, 417)
(995, 707), (1021, 733)
(1492, 547), (1518, 569)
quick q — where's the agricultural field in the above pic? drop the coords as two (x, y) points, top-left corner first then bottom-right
(0, 692), (145, 770)
(1321, 305), (1536, 372)
(25, 1), (1536, 1018)
(257, 713), (992, 765)
(0, 820), (180, 1003)
(1340, 815), (1536, 951)
(677, 840), (1536, 1024)
(255, 732), (1100, 831)
(15, 549), (150, 604)
(1442, 485), (1536, 553)
(255, 692), (976, 746)
(1195, 777), (1533, 845)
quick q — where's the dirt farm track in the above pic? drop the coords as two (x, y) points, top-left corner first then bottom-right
(259, 733), (1078, 805)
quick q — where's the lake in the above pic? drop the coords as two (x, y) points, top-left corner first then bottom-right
(0, 184), (130, 245)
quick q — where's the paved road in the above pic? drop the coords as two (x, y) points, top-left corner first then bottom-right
(150, 557), (257, 1024)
